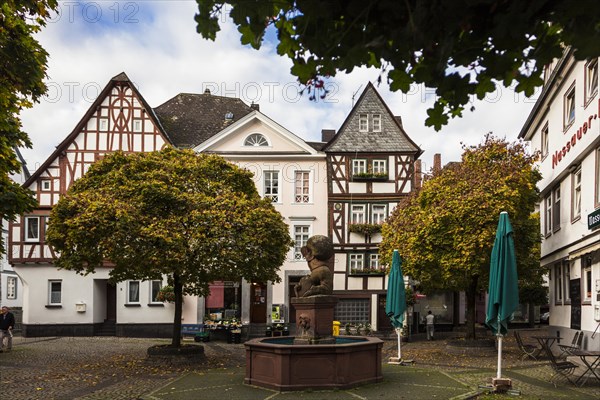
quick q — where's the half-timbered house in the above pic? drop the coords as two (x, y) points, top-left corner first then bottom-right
(322, 83), (422, 331)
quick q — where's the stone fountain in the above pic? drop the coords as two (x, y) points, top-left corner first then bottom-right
(244, 235), (383, 391)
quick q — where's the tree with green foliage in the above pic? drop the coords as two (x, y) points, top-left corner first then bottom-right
(46, 148), (293, 347)
(380, 136), (542, 339)
(1, 0), (58, 254)
(195, 0), (600, 129)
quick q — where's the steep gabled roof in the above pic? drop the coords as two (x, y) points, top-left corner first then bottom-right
(154, 91), (255, 148)
(323, 82), (421, 156)
(23, 72), (172, 188)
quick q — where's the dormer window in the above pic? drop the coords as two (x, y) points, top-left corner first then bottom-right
(225, 111), (234, 121)
(244, 133), (268, 147)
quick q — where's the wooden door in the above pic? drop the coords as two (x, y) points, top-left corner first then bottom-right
(250, 283), (267, 323)
(106, 282), (116, 321)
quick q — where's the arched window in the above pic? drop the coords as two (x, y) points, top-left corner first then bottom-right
(244, 133), (269, 147)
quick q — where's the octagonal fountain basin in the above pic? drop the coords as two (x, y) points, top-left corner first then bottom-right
(244, 336), (383, 391)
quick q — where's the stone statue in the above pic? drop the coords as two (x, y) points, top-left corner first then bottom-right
(294, 235), (334, 297)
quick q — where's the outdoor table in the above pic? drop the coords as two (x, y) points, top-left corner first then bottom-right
(570, 350), (600, 386)
(532, 335), (560, 357)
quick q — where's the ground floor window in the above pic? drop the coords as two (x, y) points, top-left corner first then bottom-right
(127, 281), (140, 304)
(7, 276), (17, 299)
(150, 280), (162, 303)
(334, 298), (370, 324)
(48, 280), (62, 305)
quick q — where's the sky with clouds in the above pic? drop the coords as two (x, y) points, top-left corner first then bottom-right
(19, 1), (540, 174)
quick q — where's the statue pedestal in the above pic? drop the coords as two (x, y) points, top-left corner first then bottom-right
(291, 295), (338, 343)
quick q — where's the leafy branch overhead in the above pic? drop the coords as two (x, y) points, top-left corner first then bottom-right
(195, 0), (600, 130)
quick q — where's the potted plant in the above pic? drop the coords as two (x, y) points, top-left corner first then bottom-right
(155, 285), (176, 303)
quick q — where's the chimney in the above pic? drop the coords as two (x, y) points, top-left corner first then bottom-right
(203, 88), (211, 95)
(433, 153), (442, 174)
(250, 102), (260, 111)
(321, 129), (336, 142)
(414, 159), (422, 189)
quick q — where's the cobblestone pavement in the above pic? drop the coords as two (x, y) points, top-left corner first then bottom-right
(0, 329), (598, 399)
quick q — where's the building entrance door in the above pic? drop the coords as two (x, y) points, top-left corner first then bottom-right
(250, 283), (267, 323)
(106, 282), (116, 321)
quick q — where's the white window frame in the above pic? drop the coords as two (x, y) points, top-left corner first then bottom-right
(369, 254), (380, 270)
(572, 168), (581, 221)
(293, 225), (310, 261)
(554, 264), (563, 304)
(25, 216), (40, 242)
(358, 114), (368, 132)
(7, 276), (17, 300)
(544, 195), (552, 237)
(41, 180), (51, 191)
(585, 59), (598, 104)
(563, 261), (571, 304)
(372, 114), (382, 132)
(264, 170), (280, 203)
(133, 120), (142, 132)
(351, 204), (366, 224)
(553, 186), (561, 233)
(244, 133), (269, 147)
(294, 171), (311, 203)
(371, 204), (387, 225)
(127, 280), (141, 304)
(150, 280), (162, 303)
(564, 85), (576, 129)
(583, 265), (592, 303)
(352, 159), (367, 175)
(541, 124), (549, 160)
(349, 254), (365, 272)
(99, 118), (108, 131)
(372, 159), (387, 175)
(48, 280), (62, 305)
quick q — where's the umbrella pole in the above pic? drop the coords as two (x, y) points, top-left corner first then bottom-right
(396, 327), (402, 360)
(497, 335), (502, 379)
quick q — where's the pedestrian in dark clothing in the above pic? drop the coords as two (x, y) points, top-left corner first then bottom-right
(0, 306), (15, 352)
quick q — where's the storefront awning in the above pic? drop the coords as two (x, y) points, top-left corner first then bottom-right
(568, 240), (600, 260)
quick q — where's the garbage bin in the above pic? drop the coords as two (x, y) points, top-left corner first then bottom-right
(332, 321), (341, 336)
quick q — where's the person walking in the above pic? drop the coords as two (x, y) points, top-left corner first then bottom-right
(0, 306), (15, 352)
(425, 310), (435, 341)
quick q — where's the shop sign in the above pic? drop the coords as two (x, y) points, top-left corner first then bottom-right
(589, 208), (600, 230)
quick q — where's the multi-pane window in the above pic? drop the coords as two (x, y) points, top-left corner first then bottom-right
(349, 254), (365, 272)
(334, 298), (370, 324)
(544, 195), (552, 236)
(553, 186), (561, 232)
(554, 264), (563, 304)
(583, 265), (592, 302)
(586, 59), (598, 103)
(572, 168), (581, 220)
(371, 204), (387, 224)
(358, 114), (368, 132)
(541, 124), (549, 159)
(563, 262), (571, 303)
(564, 86), (576, 128)
(127, 281), (140, 303)
(7, 277), (17, 299)
(48, 280), (62, 305)
(25, 216), (40, 242)
(372, 114), (382, 132)
(264, 171), (279, 202)
(351, 204), (366, 224)
(294, 171), (310, 203)
(244, 133), (268, 146)
(352, 159), (367, 175)
(294, 225), (310, 260)
(150, 280), (162, 303)
(372, 159), (387, 174)
(369, 254), (380, 270)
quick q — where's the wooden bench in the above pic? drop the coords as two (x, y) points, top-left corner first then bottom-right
(181, 324), (209, 342)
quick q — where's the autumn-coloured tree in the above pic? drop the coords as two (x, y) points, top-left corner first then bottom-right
(195, 0), (599, 130)
(47, 148), (293, 347)
(1, 0), (58, 254)
(380, 135), (542, 339)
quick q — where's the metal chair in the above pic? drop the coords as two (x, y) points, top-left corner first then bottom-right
(542, 341), (579, 386)
(558, 331), (583, 358)
(514, 331), (541, 361)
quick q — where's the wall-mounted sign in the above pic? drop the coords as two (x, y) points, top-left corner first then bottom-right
(589, 208), (600, 230)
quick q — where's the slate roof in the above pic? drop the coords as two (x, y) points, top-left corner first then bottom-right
(154, 91), (255, 148)
(323, 83), (421, 155)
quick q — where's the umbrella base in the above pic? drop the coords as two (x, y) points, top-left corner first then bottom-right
(491, 378), (512, 393)
(388, 357), (414, 365)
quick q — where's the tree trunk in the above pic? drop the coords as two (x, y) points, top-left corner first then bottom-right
(171, 272), (183, 347)
(464, 276), (479, 340)
(528, 303), (535, 328)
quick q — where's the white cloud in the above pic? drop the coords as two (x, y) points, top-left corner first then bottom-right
(19, 1), (538, 173)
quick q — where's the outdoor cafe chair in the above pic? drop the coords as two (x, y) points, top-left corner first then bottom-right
(543, 342), (579, 386)
(514, 331), (540, 361)
(558, 331), (583, 359)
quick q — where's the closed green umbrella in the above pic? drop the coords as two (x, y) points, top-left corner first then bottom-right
(386, 249), (407, 361)
(485, 212), (519, 379)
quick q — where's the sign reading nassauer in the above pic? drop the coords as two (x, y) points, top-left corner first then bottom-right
(588, 208), (600, 230)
